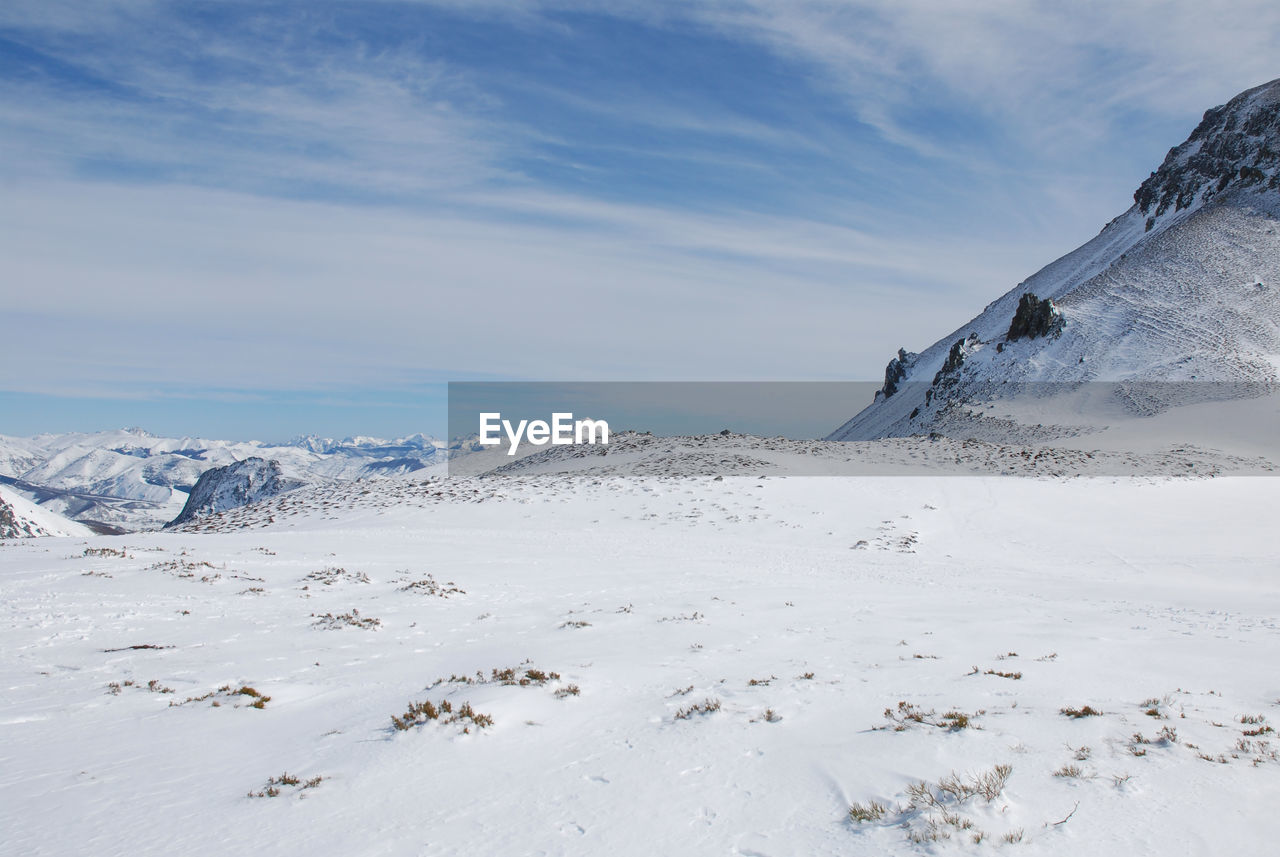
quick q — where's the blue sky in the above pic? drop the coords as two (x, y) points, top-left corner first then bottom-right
(3, 0), (1279, 441)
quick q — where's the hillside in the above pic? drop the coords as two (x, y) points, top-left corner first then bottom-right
(0, 483), (93, 538)
(831, 78), (1280, 443)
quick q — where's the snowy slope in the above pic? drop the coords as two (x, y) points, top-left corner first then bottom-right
(831, 78), (1280, 442)
(0, 484), (93, 538)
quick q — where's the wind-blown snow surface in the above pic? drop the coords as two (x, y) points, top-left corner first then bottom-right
(2, 470), (1278, 855)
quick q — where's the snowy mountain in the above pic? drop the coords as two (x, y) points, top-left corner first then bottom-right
(0, 428), (444, 532)
(831, 78), (1280, 443)
(0, 484), (93, 538)
(169, 457), (310, 526)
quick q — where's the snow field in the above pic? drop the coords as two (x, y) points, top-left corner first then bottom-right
(1, 474), (1278, 855)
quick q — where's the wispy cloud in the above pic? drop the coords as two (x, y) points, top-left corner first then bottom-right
(685, 1), (1280, 156)
(0, 7), (518, 197)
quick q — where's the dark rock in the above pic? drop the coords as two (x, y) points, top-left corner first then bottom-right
(0, 496), (20, 539)
(1134, 78), (1280, 219)
(168, 457), (306, 526)
(1007, 292), (1063, 341)
(933, 339), (967, 385)
(880, 347), (918, 399)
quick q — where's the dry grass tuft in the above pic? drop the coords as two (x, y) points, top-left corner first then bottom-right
(674, 698), (721, 720)
(847, 800), (887, 823)
(248, 772), (323, 798)
(391, 698), (494, 732)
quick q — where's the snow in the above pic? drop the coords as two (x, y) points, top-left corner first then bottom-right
(0, 484), (94, 538)
(0, 430), (445, 531)
(1, 465), (1278, 856)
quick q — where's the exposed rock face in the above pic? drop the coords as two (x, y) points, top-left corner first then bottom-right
(880, 348), (918, 399)
(1006, 293), (1063, 341)
(168, 458), (306, 526)
(933, 338), (968, 385)
(0, 495), (22, 539)
(1134, 79), (1280, 223)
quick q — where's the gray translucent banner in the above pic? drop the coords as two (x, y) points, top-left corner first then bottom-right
(446, 381), (1280, 477)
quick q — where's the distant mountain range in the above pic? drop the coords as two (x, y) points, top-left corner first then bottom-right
(0, 428), (445, 532)
(831, 77), (1280, 443)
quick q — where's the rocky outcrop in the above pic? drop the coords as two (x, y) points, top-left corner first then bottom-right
(880, 348), (918, 399)
(1006, 292), (1063, 341)
(1134, 78), (1280, 224)
(933, 338), (968, 385)
(168, 458), (306, 526)
(0, 495), (23, 539)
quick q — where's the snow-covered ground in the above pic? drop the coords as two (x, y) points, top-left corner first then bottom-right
(2, 465), (1277, 855)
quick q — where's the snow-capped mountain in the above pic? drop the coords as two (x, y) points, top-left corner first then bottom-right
(831, 78), (1280, 442)
(286, 433), (437, 457)
(168, 457), (310, 526)
(0, 484), (93, 539)
(0, 428), (444, 532)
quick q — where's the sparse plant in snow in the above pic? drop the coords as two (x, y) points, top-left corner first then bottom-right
(311, 609), (381, 630)
(248, 772), (323, 798)
(880, 701), (983, 731)
(847, 800), (887, 823)
(398, 574), (464, 596)
(674, 698), (721, 720)
(391, 698), (493, 732)
(851, 765), (1015, 846)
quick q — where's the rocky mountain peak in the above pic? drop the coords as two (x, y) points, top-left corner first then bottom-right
(830, 77), (1280, 443)
(1134, 77), (1280, 225)
(167, 457), (307, 527)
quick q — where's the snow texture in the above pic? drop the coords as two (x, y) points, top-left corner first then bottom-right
(1, 467), (1278, 856)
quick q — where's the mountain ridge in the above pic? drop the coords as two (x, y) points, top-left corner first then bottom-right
(830, 77), (1280, 442)
(0, 428), (445, 532)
